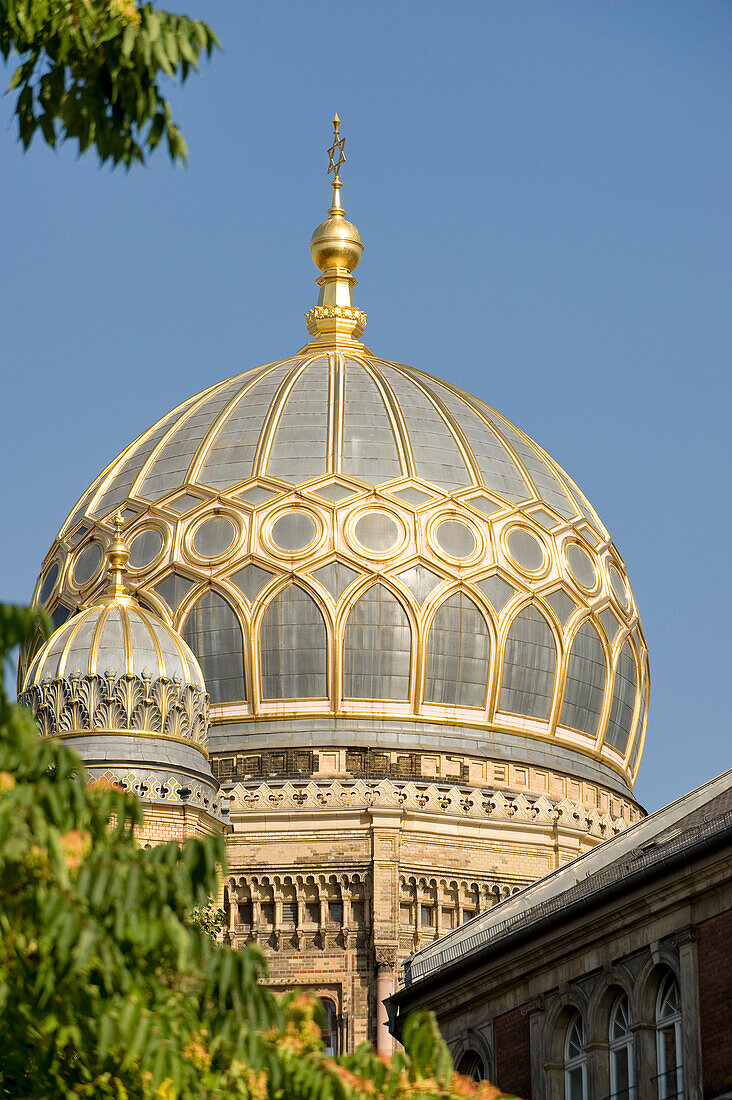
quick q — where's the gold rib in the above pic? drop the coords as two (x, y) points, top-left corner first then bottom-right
(596, 633), (637, 754)
(85, 392), (201, 519)
(130, 374), (246, 500)
(547, 458), (609, 538)
(47, 611), (87, 681)
(163, 613), (195, 681)
(477, 400), (580, 517)
(59, 468), (110, 537)
(326, 353), (337, 474)
(119, 604), (133, 676)
(386, 362), (484, 486)
(356, 357), (415, 478)
(135, 606), (166, 678)
(410, 368), (537, 501)
(88, 604), (110, 676)
(186, 359), (294, 484)
(252, 358), (315, 477)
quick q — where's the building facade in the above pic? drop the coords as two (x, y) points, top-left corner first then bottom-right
(20, 120), (650, 1054)
(388, 770), (732, 1100)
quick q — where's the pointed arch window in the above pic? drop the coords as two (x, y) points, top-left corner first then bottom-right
(564, 1013), (588, 1100)
(260, 584), (327, 699)
(182, 590), (246, 704)
(655, 973), (683, 1099)
(344, 584), (411, 700)
(424, 592), (490, 708)
(456, 1050), (485, 1082)
(499, 605), (557, 720)
(609, 993), (635, 1099)
(320, 998), (339, 1057)
(605, 641), (637, 754)
(560, 619), (607, 736)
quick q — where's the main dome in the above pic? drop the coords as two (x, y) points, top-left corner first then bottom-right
(29, 349), (648, 794)
(26, 124), (648, 801)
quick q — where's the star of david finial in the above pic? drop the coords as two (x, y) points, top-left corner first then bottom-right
(327, 113), (346, 183)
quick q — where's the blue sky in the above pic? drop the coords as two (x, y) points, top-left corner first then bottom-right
(1, 2), (729, 812)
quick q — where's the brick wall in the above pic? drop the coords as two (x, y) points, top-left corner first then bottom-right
(698, 909), (732, 1099)
(494, 1007), (531, 1099)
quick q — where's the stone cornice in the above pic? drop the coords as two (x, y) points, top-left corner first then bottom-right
(226, 778), (628, 840)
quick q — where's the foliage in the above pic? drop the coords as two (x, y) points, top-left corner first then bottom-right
(187, 896), (226, 939)
(0, 0), (220, 166)
(0, 602), (520, 1099)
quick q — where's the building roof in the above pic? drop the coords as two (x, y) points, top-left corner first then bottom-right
(396, 768), (732, 995)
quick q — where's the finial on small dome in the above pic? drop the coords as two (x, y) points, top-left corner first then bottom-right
(102, 511), (132, 603)
(300, 114), (371, 355)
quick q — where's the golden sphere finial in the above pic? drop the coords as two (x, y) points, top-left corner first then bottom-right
(310, 113), (364, 274)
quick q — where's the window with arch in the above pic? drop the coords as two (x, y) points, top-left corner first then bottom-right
(499, 605), (557, 720)
(343, 583), (411, 700)
(424, 592), (491, 708)
(564, 1012), (588, 1100)
(655, 973), (683, 1099)
(456, 1050), (485, 1082)
(605, 641), (637, 754)
(260, 584), (328, 699)
(182, 590), (246, 703)
(320, 998), (339, 1057)
(609, 992), (634, 1099)
(559, 619), (607, 736)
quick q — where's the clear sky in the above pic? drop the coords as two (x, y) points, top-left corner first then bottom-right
(1, 2), (729, 813)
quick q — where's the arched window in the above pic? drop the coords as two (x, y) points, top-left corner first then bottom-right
(320, 998), (339, 1056)
(260, 584), (327, 699)
(424, 592), (491, 708)
(655, 973), (683, 1099)
(559, 619), (607, 736)
(609, 993), (634, 1099)
(605, 641), (637, 754)
(344, 584), (411, 700)
(499, 605), (557, 720)
(182, 590), (246, 703)
(456, 1050), (485, 1082)
(564, 1013), (588, 1100)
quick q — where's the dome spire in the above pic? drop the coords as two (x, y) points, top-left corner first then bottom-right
(300, 114), (371, 355)
(102, 511), (132, 604)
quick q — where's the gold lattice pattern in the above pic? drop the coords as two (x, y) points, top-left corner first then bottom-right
(28, 353), (648, 787)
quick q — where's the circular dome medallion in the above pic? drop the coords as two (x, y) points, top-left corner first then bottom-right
(505, 527), (547, 574)
(566, 542), (598, 591)
(608, 563), (631, 612)
(353, 512), (401, 555)
(190, 515), (239, 561)
(72, 540), (104, 588)
(38, 561), (60, 605)
(432, 518), (479, 563)
(268, 510), (320, 556)
(128, 525), (166, 572)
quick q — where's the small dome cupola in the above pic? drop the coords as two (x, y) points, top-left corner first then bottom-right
(21, 515), (225, 821)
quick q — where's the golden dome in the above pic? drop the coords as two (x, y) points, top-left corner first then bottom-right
(25, 118), (648, 799)
(21, 518), (223, 817)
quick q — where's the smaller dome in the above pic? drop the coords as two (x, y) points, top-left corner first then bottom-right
(23, 599), (205, 693)
(20, 516), (224, 820)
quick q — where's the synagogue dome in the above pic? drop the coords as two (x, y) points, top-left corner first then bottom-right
(24, 125), (648, 800)
(21, 518), (222, 817)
